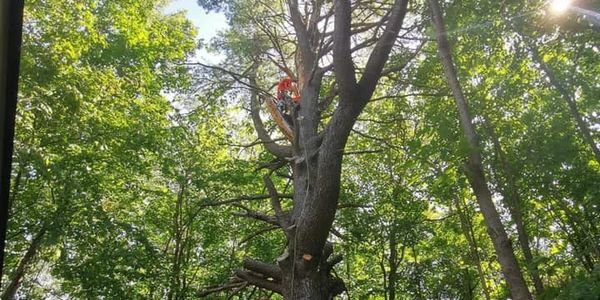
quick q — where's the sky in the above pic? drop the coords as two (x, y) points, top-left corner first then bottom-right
(164, 0), (229, 63)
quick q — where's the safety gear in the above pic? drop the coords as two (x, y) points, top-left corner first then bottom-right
(276, 77), (300, 103)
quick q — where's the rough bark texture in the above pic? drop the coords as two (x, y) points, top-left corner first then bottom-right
(168, 182), (190, 300)
(427, 0), (532, 299)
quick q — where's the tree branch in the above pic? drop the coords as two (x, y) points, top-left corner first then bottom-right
(242, 258), (282, 281)
(263, 175), (290, 228)
(326, 254), (344, 272)
(318, 81), (338, 111)
(288, 0), (316, 84)
(381, 40), (427, 77)
(232, 204), (279, 226)
(333, 0), (358, 99)
(358, 0), (410, 96)
(199, 194), (292, 208)
(235, 270), (283, 294)
(186, 62), (272, 98)
(222, 137), (287, 149)
(342, 149), (384, 156)
(239, 226), (280, 245)
(197, 279), (246, 297)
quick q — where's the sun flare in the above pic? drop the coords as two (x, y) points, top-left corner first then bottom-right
(550, 0), (572, 14)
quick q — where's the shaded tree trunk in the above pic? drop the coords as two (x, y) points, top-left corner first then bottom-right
(388, 232), (399, 300)
(7, 167), (21, 215)
(484, 117), (544, 295)
(453, 194), (492, 300)
(168, 182), (186, 300)
(1, 225), (47, 300)
(411, 246), (424, 300)
(427, 0), (532, 298)
(383, 226), (404, 300)
(278, 263), (346, 300)
(525, 39), (600, 164)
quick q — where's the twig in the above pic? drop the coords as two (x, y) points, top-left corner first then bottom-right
(239, 226), (280, 245)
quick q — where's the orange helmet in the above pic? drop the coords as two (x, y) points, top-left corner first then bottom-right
(276, 77), (300, 103)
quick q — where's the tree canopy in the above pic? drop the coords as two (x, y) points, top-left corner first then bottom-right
(2, 0), (599, 299)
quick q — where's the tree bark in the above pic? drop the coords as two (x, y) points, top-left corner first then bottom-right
(282, 0), (409, 297)
(1, 225), (47, 300)
(279, 266), (345, 300)
(427, 0), (532, 299)
(484, 117), (545, 295)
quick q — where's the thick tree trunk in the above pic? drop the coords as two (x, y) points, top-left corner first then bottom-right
(280, 268), (344, 300)
(484, 118), (545, 295)
(428, 1), (532, 299)
(283, 277), (326, 299)
(1, 225), (47, 300)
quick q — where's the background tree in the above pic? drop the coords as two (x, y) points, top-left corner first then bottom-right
(2, 0), (197, 297)
(428, 0), (531, 298)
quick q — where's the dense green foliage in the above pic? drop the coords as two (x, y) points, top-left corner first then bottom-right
(2, 0), (599, 299)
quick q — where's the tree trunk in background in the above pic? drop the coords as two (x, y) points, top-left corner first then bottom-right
(454, 194), (492, 300)
(168, 182), (186, 300)
(386, 227), (402, 300)
(411, 246), (424, 300)
(549, 199), (596, 273)
(484, 118), (545, 295)
(1, 225), (47, 300)
(388, 239), (398, 300)
(7, 167), (21, 215)
(428, 0), (532, 298)
(526, 42), (600, 164)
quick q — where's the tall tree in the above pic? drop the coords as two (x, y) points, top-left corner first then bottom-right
(427, 0), (532, 298)
(197, 0), (416, 297)
(1, 0), (197, 297)
(518, 32), (600, 164)
(484, 116), (544, 295)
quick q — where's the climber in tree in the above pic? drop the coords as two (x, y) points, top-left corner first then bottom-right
(275, 77), (300, 125)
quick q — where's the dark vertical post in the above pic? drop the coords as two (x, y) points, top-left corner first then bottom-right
(0, 0), (26, 281)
